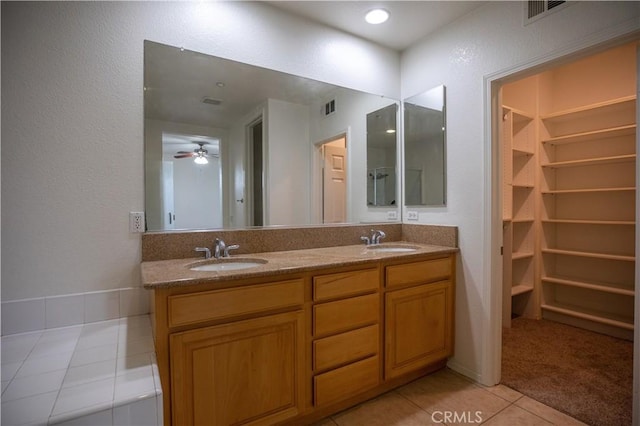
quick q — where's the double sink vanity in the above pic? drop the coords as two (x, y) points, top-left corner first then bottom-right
(142, 223), (458, 425)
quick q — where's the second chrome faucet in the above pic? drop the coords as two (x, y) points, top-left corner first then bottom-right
(361, 229), (386, 246)
(195, 238), (240, 259)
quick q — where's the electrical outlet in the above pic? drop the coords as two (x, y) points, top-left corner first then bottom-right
(407, 211), (419, 221)
(129, 212), (145, 233)
(387, 211), (398, 220)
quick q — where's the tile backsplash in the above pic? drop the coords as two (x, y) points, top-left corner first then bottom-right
(1, 287), (149, 336)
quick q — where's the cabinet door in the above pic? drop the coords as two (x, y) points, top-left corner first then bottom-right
(385, 281), (453, 379)
(170, 311), (304, 426)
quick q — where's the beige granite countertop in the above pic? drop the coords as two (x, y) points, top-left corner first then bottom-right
(141, 242), (458, 289)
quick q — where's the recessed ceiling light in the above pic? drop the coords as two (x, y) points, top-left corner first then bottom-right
(365, 9), (389, 25)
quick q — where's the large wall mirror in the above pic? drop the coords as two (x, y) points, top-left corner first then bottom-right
(144, 41), (399, 231)
(403, 85), (446, 206)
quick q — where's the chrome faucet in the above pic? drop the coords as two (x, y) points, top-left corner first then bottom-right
(371, 229), (386, 245)
(195, 247), (211, 259)
(214, 238), (240, 259)
(361, 229), (386, 245)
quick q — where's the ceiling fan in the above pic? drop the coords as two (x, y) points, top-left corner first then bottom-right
(174, 141), (217, 164)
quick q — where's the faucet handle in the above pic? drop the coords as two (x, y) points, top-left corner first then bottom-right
(360, 236), (371, 246)
(224, 244), (240, 258)
(195, 247), (211, 259)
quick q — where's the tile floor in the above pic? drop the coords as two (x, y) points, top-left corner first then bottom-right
(315, 368), (587, 426)
(1, 315), (162, 426)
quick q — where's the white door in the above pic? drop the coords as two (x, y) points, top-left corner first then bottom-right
(322, 140), (347, 223)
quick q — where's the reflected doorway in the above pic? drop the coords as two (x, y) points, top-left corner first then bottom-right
(320, 136), (347, 223)
(247, 118), (264, 226)
(161, 132), (222, 229)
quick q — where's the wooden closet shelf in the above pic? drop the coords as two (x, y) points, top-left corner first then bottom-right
(540, 95), (636, 123)
(541, 154), (635, 169)
(512, 183), (534, 189)
(541, 219), (635, 226)
(513, 148), (534, 157)
(541, 303), (634, 330)
(542, 275), (634, 297)
(541, 124), (636, 145)
(511, 284), (534, 296)
(542, 248), (635, 262)
(512, 251), (534, 260)
(512, 217), (534, 223)
(541, 187), (635, 194)
(503, 105), (535, 122)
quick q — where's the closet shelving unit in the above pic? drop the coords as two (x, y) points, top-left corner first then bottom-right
(538, 95), (636, 338)
(502, 105), (537, 317)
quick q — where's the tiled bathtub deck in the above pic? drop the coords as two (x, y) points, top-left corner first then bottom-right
(1, 315), (162, 426)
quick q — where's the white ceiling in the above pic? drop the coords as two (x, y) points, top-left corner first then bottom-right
(266, 1), (487, 51)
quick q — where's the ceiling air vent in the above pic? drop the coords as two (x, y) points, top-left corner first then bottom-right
(525, 0), (568, 24)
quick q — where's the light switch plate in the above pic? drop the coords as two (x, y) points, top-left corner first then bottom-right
(407, 211), (419, 221)
(387, 211), (398, 220)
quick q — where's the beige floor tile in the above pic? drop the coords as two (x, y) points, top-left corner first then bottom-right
(333, 391), (439, 426)
(397, 370), (511, 421)
(483, 405), (552, 426)
(484, 384), (522, 402)
(515, 396), (588, 426)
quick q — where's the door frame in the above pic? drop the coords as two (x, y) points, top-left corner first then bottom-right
(312, 130), (350, 224)
(482, 33), (640, 422)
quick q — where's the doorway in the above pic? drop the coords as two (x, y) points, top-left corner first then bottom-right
(495, 42), (637, 425)
(247, 118), (264, 227)
(319, 136), (348, 224)
(161, 132), (223, 230)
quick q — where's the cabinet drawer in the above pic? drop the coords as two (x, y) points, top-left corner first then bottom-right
(168, 279), (304, 327)
(313, 293), (379, 337)
(313, 268), (379, 301)
(313, 324), (379, 372)
(314, 355), (379, 406)
(386, 256), (452, 288)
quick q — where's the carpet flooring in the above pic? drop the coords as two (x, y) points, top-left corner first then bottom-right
(501, 318), (634, 426)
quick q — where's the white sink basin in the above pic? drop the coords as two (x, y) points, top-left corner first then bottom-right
(366, 245), (419, 253)
(189, 259), (267, 272)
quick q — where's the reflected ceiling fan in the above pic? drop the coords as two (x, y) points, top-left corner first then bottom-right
(174, 141), (218, 165)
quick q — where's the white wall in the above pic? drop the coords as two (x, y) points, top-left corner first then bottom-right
(1, 1), (399, 301)
(265, 99), (311, 226)
(400, 1), (639, 384)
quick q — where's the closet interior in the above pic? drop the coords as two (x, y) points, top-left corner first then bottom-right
(501, 42), (637, 340)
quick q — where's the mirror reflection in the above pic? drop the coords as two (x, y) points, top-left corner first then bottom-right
(366, 104), (398, 206)
(144, 41), (399, 231)
(403, 85), (446, 206)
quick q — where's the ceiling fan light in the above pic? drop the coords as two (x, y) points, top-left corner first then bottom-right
(194, 156), (208, 165)
(365, 9), (389, 24)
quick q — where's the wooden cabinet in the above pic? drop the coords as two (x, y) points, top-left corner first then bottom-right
(311, 267), (381, 407)
(151, 252), (456, 425)
(383, 257), (454, 380)
(170, 311), (305, 426)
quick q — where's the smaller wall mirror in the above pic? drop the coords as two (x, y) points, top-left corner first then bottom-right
(403, 85), (446, 206)
(366, 103), (398, 207)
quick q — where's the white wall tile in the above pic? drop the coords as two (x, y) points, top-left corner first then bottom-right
(119, 288), (150, 318)
(1, 298), (45, 335)
(85, 291), (120, 323)
(1, 390), (58, 426)
(45, 294), (85, 329)
(50, 408), (113, 426)
(113, 396), (158, 426)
